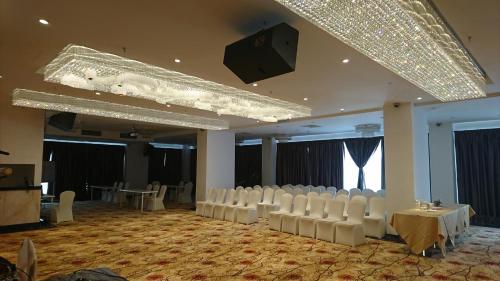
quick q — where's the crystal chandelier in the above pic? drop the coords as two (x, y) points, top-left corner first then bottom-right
(274, 0), (486, 101)
(12, 89), (229, 130)
(44, 45), (311, 122)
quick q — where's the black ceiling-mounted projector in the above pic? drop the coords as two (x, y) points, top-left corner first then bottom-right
(223, 22), (299, 84)
(48, 112), (77, 131)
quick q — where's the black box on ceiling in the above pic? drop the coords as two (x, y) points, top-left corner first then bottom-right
(223, 22), (299, 84)
(48, 112), (76, 131)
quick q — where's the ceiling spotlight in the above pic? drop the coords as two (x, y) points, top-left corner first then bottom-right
(303, 97), (308, 101)
(257, 120), (260, 123)
(340, 108), (345, 111)
(252, 83), (258, 87)
(342, 58), (350, 64)
(38, 19), (49, 25)
(174, 58), (181, 63)
(0, 75), (2, 79)
(417, 97), (423, 100)
(166, 104), (171, 107)
(95, 92), (101, 96)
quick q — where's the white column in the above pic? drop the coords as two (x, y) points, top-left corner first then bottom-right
(429, 122), (457, 204)
(196, 130), (235, 201)
(125, 142), (149, 188)
(261, 137), (277, 186)
(181, 145), (191, 182)
(383, 102), (430, 233)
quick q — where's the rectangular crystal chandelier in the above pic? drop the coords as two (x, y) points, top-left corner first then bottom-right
(274, 0), (486, 101)
(12, 89), (229, 130)
(43, 45), (311, 122)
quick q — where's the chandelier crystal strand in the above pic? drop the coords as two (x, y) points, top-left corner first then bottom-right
(275, 0), (485, 101)
(12, 89), (229, 130)
(43, 45), (311, 122)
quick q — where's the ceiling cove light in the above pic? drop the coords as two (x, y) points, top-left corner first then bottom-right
(274, 0), (486, 101)
(12, 89), (229, 130)
(38, 19), (49, 25)
(44, 45), (311, 122)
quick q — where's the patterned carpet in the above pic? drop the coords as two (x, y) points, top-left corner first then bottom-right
(0, 202), (499, 281)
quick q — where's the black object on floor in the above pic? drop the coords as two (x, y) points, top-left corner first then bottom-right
(0, 219), (54, 234)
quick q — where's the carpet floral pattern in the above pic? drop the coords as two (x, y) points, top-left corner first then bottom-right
(1, 202), (499, 281)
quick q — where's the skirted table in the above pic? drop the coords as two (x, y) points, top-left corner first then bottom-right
(390, 204), (475, 256)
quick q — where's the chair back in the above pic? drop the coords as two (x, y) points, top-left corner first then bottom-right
(245, 186), (253, 192)
(335, 194), (349, 215)
(369, 197), (386, 218)
(183, 182), (193, 197)
(273, 189), (286, 205)
(17, 238), (37, 281)
(263, 185), (270, 189)
(253, 185), (262, 189)
(376, 189), (385, 197)
(317, 186), (326, 193)
(158, 185), (167, 200)
(300, 186), (310, 193)
(152, 184), (160, 193)
(262, 188), (274, 204)
(347, 200), (366, 223)
(247, 190), (261, 208)
(309, 197), (325, 219)
(292, 194), (307, 216)
(215, 189), (227, 204)
(320, 192), (333, 200)
(327, 199), (345, 221)
(292, 187), (304, 196)
(124, 182), (130, 189)
(306, 191), (319, 211)
(113, 181), (118, 187)
(224, 189), (236, 205)
(278, 193), (293, 213)
(271, 185), (280, 190)
(207, 188), (218, 202)
(283, 186), (293, 193)
(236, 190), (248, 207)
(337, 189), (349, 196)
(296, 184), (304, 189)
(351, 195), (367, 205)
(59, 191), (75, 211)
(118, 182), (124, 188)
(349, 188), (362, 198)
(362, 188), (376, 196)
(146, 184), (153, 191)
(235, 186), (244, 190)
(326, 186), (337, 196)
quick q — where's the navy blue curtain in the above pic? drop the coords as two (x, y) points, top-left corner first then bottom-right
(455, 129), (500, 227)
(148, 148), (182, 185)
(42, 141), (125, 200)
(235, 145), (262, 187)
(277, 142), (310, 185)
(344, 137), (381, 190)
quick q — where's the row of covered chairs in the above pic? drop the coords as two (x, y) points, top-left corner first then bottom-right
(269, 193), (386, 247)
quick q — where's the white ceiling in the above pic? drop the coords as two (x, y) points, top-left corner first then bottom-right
(0, 0), (499, 138)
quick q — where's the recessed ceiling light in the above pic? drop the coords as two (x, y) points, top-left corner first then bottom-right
(342, 58), (350, 64)
(95, 92), (101, 95)
(166, 104), (171, 107)
(0, 75), (2, 79)
(38, 19), (49, 25)
(174, 58), (181, 63)
(417, 97), (423, 100)
(252, 83), (258, 87)
(256, 120), (260, 123)
(340, 108), (345, 111)
(303, 97), (308, 101)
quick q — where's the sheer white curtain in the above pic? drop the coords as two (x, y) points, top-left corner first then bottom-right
(343, 142), (382, 191)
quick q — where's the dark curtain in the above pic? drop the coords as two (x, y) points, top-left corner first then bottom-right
(235, 145), (262, 187)
(344, 137), (382, 190)
(190, 149), (197, 201)
(277, 142), (310, 185)
(455, 129), (500, 227)
(308, 140), (344, 188)
(148, 148), (182, 185)
(42, 141), (125, 200)
(277, 140), (344, 187)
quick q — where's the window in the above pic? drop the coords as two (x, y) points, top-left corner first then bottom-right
(343, 141), (382, 191)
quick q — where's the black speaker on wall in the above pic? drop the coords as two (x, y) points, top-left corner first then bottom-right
(48, 112), (76, 131)
(223, 23), (299, 84)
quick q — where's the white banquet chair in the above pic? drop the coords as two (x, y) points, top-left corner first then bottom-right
(336, 189), (349, 196)
(236, 189), (261, 224)
(224, 190), (248, 222)
(351, 195), (368, 206)
(146, 185), (167, 211)
(204, 188), (226, 217)
(326, 186), (337, 197)
(264, 189), (286, 219)
(317, 186), (326, 193)
(305, 191), (319, 213)
(349, 188), (362, 198)
(315, 199), (346, 242)
(335, 193), (350, 217)
(376, 189), (385, 197)
(320, 192), (333, 213)
(245, 186), (253, 192)
(335, 200), (367, 247)
(213, 189), (236, 220)
(257, 188), (274, 218)
(364, 197), (386, 238)
(298, 196), (326, 238)
(281, 194), (308, 235)
(196, 188), (217, 216)
(179, 182), (193, 203)
(51, 191), (75, 224)
(269, 193), (293, 231)
(234, 186), (244, 201)
(253, 185), (262, 189)
(271, 185), (280, 190)
(311, 186), (321, 194)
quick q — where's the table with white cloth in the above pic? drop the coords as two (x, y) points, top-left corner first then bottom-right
(118, 189), (157, 212)
(390, 204), (475, 256)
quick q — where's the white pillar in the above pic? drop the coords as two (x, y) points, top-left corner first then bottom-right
(125, 142), (149, 188)
(196, 130), (235, 201)
(181, 145), (191, 182)
(383, 102), (430, 233)
(429, 122), (457, 204)
(261, 137), (277, 186)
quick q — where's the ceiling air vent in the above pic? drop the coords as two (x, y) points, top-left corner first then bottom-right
(302, 124), (321, 128)
(355, 124), (381, 137)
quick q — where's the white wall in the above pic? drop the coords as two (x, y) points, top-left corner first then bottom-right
(413, 108), (431, 202)
(261, 137), (277, 186)
(196, 130), (235, 201)
(125, 142), (149, 188)
(429, 122), (457, 204)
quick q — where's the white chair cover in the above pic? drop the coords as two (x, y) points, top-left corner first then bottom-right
(237, 190), (261, 224)
(269, 193), (293, 231)
(364, 197), (386, 238)
(336, 189), (349, 196)
(203, 189), (227, 217)
(224, 190), (248, 222)
(298, 196), (326, 238)
(213, 189), (236, 220)
(263, 189), (286, 219)
(281, 194), (308, 234)
(335, 200), (367, 247)
(315, 199), (346, 242)
(349, 188), (362, 198)
(305, 192), (319, 212)
(326, 186), (337, 197)
(51, 191), (75, 224)
(257, 188), (274, 218)
(376, 189), (386, 197)
(179, 182), (193, 204)
(146, 185), (167, 211)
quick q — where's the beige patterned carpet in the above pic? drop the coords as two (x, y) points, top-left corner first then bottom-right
(0, 202), (499, 281)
